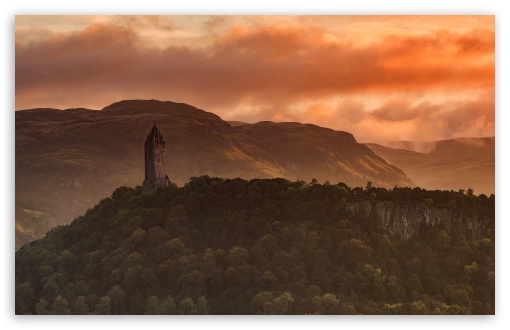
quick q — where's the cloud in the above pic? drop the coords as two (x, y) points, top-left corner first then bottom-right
(203, 16), (230, 31)
(233, 97), (494, 143)
(117, 16), (175, 32)
(371, 100), (431, 122)
(15, 19), (494, 142)
(359, 98), (494, 142)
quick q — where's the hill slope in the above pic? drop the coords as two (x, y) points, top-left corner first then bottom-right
(15, 99), (413, 248)
(365, 137), (494, 196)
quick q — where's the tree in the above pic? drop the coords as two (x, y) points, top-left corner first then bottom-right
(451, 288), (471, 312)
(140, 268), (158, 289)
(35, 299), (50, 315)
(71, 296), (89, 315)
(42, 277), (60, 302)
(406, 273), (423, 294)
(107, 285), (127, 314)
(435, 230), (452, 249)
(145, 296), (160, 315)
(166, 205), (188, 231)
(95, 296), (112, 315)
(409, 257), (423, 275)
(409, 301), (429, 314)
(250, 291), (273, 314)
(86, 294), (99, 312)
(447, 199), (457, 210)
(178, 298), (198, 315)
(365, 181), (372, 191)
(179, 270), (206, 299)
(58, 250), (77, 273)
(383, 303), (403, 315)
(124, 267), (141, 289)
(197, 296), (209, 314)
(130, 228), (147, 246)
(227, 246), (249, 267)
(312, 293), (340, 315)
(372, 275), (387, 301)
(159, 295), (177, 314)
(15, 282), (34, 314)
(128, 293), (145, 314)
(165, 238), (189, 259)
(52, 295), (70, 315)
(337, 239), (372, 270)
(263, 293), (294, 315)
(386, 275), (405, 302)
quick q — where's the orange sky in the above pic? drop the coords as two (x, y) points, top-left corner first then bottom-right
(15, 15), (494, 142)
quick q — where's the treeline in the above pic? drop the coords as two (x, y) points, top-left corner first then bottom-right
(15, 177), (495, 314)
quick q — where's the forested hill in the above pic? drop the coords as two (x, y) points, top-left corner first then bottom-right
(16, 99), (413, 249)
(15, 177), (494, 315)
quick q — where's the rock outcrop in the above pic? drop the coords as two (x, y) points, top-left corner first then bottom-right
(347, 200), (492, 240)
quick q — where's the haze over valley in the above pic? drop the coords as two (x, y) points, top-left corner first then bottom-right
(366, 137), (494, 196)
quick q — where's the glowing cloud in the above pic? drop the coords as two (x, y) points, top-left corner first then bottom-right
(15, 15), (494, 142)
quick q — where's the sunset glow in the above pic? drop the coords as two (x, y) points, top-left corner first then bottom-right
(15, 15), (494, 142)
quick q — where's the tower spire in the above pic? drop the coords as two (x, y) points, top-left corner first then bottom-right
(142, 123), (170, 192)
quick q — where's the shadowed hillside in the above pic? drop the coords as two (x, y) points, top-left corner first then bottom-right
(15, 99), (413, 248)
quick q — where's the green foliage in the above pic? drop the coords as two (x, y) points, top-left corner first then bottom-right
(71, 296), (89, 315)
(35, 299), (50, 315)
(15, 178), (494, 315)
(312, 293), (340, 315)
(178, 298), (197, 315)
(94, 296), (112, 315)
(52, 295), (70, 315)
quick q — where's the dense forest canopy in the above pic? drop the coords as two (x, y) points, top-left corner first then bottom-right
(15, 177), (495, 315)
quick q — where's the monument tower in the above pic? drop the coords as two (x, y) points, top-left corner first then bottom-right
(142, 123), (171, 192)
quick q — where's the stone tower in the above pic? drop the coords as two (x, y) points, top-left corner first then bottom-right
(142, 123), (171, 192)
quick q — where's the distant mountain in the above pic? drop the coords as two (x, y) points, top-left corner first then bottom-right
(15, 99), (413, 248)
(365, 137), (494, 196)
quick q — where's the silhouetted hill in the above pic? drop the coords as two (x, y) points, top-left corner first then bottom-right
(15, 99), (413, 248)
(365, 137), (494, 196)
